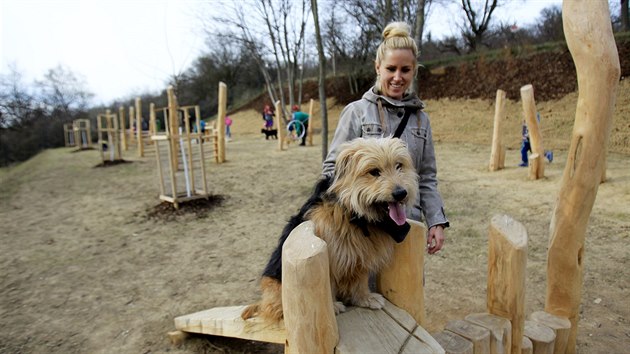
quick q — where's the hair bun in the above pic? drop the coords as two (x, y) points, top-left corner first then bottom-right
(382, 22), (411, 40)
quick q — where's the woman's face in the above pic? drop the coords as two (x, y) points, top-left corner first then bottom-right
(375, 48), (415, 100)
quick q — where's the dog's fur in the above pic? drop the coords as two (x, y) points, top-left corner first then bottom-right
(261, 128), (278, 140)
(241, 138), (418, 323)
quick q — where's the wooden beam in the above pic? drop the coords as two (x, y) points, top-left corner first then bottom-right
(489, 89), (507, 171)
(136, 97), (144, 157)
(545, 2), (620, 353)
(282, 221), (338, 354)
(487, 214), (527, 354)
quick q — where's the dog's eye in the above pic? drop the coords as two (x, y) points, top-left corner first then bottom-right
(369, 169), (381, 177)
(395, 163), (403, 170)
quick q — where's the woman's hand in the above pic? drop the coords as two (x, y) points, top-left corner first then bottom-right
(427, 224), (445, 254)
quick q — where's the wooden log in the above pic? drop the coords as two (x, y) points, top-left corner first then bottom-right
(487, 214), (528, 354)
(377, 219), (426, 326)
(530, 311), (571, 354)
(520, 85), (544, 179)
(523, 320), (555, 354)
(528, 153), (542, 180)
(465, 313), (511, 354)
(282, 221), (338, 354)
(489, 89), (507, 171)
(522, 336), (533, 354)
(545, 2), (620, 353)
(275, 100), (285, 151)
(217, 82), (227, 163)
(445, 319), (490, 354)
(434, 331), (473, 354)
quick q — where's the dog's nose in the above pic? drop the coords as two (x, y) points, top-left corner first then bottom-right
(392, 187), (407, 201)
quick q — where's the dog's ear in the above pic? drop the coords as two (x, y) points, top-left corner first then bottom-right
(334, 142), (358, 181)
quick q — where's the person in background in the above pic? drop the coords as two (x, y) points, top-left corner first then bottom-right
(225, 115), (233, 140)
(322, 21), (449, 255)
(262, 105), (274, 130)
(291, 105), (309, 146)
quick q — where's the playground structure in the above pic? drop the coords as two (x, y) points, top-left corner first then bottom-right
(63, 123), (77, 147)
(96, 110), (123, 163)
(72, 119), (92, 149)
(150, 83), (227, 209)
(169, 2), (618, 352)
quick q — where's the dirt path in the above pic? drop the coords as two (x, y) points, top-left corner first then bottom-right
(0, 88), (628, 353)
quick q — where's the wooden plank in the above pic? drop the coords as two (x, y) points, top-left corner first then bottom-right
(336, 306), (412, 354)
(174, 306), (286, 344)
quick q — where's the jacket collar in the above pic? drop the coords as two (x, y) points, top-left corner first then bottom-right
(362, 86), (425, 110)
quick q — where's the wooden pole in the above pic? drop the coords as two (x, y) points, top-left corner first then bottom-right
(136, 97), (144, 157)
(489, 89), (506, 171)
(282, 221), (339, 354)
(487, 214), (527, 354)
(520, 85), (544, 179)
(376, 219), (426, 326)
(217, 82), (227, 163)
(119, 106), (127, 151)
(545, 2), (620, 353)
(307, 98), (314, 146)
(167, 86), (179, 169)
(128, 106), (135, 146)
(275, 100), (285, 151)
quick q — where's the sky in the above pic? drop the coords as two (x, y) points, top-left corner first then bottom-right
(1, 0), (563, 105)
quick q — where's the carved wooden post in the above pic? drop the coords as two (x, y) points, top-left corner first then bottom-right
(282, 221), (339, 354)
(489, 89), (507, 171)
(545, 2), (620, 353)
(217, 82), (227, 163)
(520, 85), (544, 179)
(487, 214), (527, 354)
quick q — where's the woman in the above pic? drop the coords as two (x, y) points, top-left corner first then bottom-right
(322, 21), (449, 254)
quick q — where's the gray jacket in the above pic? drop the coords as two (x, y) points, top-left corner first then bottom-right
(322, 87), (449, 229)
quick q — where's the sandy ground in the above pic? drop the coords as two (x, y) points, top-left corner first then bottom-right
(1, 81), (629, 354)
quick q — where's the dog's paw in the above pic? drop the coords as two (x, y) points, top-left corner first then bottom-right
(356, 292), (385, 310)
(333, 301), (347, 315)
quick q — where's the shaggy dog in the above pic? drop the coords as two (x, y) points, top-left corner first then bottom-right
(261, 128), (278, 140)
(241, 138), (418, 322)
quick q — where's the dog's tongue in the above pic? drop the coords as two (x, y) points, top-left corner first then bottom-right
(388, 202), (407, 226)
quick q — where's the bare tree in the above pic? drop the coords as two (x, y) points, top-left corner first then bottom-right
(458, 0), (501, 52)
(36, 65), (93, 117)
(0, 65), (37, 128)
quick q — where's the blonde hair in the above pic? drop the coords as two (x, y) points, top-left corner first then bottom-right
(374, 22), (419, 94)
